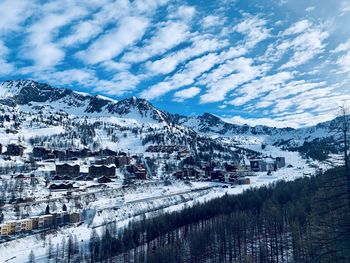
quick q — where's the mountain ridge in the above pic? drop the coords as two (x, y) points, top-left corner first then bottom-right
(0, 79), (342, 145)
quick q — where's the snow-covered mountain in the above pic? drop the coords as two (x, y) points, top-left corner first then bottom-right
(0, 79), (342, 160)
(0, 80), (170, 124)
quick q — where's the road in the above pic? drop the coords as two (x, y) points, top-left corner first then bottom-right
(1, 180), (160, 209)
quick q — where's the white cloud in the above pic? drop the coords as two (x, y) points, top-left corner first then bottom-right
(60, 0), (132, 47)
(94, 71), (142, 95)
(202, 15), (224, 29)
(169, 5), (196, 21)
(141, 53), (220, 99)
(230, 72), (294, 106)
(340, 1), (350, 16)
(122, 21), (190, 63)
(141, 45), (249, 100)
(173, 87), (200, 101)
(0, 41), (14, 75)
(336, 52), (350, 72)
(101, 61), (131, 72)
(0, 0), (34, 35)
(200, 57), (265, 104)
(234, 15), (270, 49)
(282, 20), (311, 36)
(76, 16), (149, 64)
(305, 6), (315, 12)
(279, 26), (329, 69)
(333, 38), (350, 53)
(60, 20), (103, 47)
(22, 2), (90, 69)
(145, 36), (228, 75)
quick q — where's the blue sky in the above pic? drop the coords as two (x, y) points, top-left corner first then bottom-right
(1, 0), (350, 128)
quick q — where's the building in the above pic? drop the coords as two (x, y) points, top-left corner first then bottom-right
(31, 216), (39, 229)
(76, 175), (93, 181)
(19, 219), (32, 232)
(210, 170), (225, 181)
(49, 183), (74, 190)
(33, 147), (51, 159)
(265, 158), (277, 172)
(116, 156), (130, 168)
(0, 223), (10, 235)
(5, 144), (25, 156)
(97, 176), (112, 183)
(56, 163), (80, 177)
(6, 221), (16, 235)
(52, 150), (66, 160)
(89, 165), (116, 178)
(135, 169), (147, 180)
(39, 215), (53, 229)
(276, 157), (286, 168)
(0, 212), (82, 236)
(238, 177), (251, 185)
(225, 163), (237, 172)
(70, 212), (80, 224)
(250, 159), (267, 172)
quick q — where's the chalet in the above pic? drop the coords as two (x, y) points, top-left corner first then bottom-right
(94, 156), (118, 166)
(56, 163), (80, 177)
(52, 175), (63, 180)
(126, 164), (137, 173)
(33, 147), (51, 159)
(98, 148), (117, 157)
(49, 183), (74, 190)
(52, 150), (66, 160)
(89, 165), (116, 177)
(105, 156), (117, 165)
(210, 170), (225, 181)
(135, 169), (147, 180)
(65, 148), (91, 159)
(76, 175), (93, 181)
(116, 156), (129, 168)
(97, 176), (112, 183)
(5, 144), (25, 156)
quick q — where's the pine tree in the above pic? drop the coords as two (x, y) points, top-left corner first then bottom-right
(28, 250), (36, 263)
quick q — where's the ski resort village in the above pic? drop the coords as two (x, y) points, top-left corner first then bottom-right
(0, 80), (340, 262)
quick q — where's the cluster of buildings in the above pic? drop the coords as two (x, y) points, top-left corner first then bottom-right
(249, 157), (286, 172)
(53, 162), (148, 182)
(173, 162), (252, 185)
(33, 146), (132, 162)
(0, 211), (80, 236)
(173, 156), (287, 185)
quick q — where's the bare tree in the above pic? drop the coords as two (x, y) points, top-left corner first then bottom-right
(331, 104), (350, 206)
